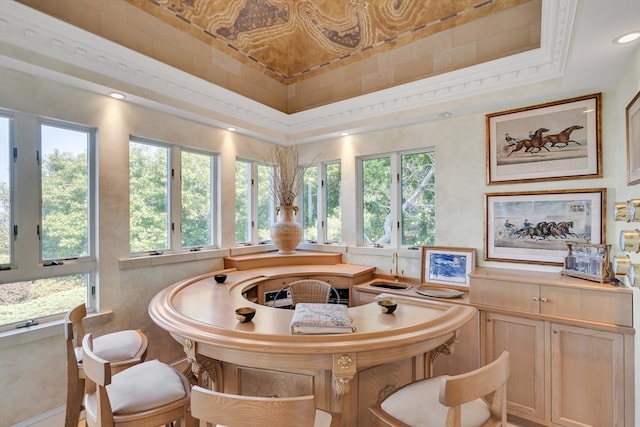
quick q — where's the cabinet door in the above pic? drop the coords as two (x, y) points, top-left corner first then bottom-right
(550, 323), (624, 427)
(484, 312), (545, 421)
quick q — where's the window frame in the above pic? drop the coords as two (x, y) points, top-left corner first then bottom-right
(129, 136), (219, 256)
(300, 161), (342, 244)
(358, 148), (435, 248)
(178, 147), (218, 250)
(0, 111), (98, 330)
(234, 156), (274, 246)
(0, 113), (14, 268)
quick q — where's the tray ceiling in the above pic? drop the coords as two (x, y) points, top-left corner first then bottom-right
(126, 0), (533, 82)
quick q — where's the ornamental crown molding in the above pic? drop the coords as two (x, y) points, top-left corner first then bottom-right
(0, 0), (576, 143)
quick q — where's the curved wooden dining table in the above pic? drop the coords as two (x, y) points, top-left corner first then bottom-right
(149, 267), (477, 427)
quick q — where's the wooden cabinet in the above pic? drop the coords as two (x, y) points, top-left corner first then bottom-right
(550, 323), (625, 427)
(352, 285), (480, 377)
(483, 312), (545, 420)
(471, 267), (637, 427)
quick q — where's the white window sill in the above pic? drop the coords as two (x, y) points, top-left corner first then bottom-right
(119, 248), (230, 270)
(0, 310), (114, 350)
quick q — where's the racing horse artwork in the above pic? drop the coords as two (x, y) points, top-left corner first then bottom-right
(506, 127), (549, 156)
(542, 125), (583, 148)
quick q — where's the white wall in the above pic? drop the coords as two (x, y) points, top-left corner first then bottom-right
(1, 43), (639, 424)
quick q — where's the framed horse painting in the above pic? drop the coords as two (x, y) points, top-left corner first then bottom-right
(486, 93), (602, 184)
(485, 188), (606, 265)
(626, 90), (640, 185)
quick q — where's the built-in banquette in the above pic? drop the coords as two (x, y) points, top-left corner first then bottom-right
(149, 252), (478, 427)
(470, 267), (639, 427)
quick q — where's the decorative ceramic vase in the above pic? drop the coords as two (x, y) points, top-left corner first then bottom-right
(270, 205), (303, 254)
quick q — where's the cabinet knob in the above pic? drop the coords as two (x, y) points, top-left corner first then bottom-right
(533, 296), (539, 301)
(540, 297), (548, 302)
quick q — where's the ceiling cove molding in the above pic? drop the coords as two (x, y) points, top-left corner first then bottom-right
(0, 0), (576, 142)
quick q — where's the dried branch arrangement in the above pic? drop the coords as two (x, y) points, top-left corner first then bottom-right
(270, 145), (302, 206)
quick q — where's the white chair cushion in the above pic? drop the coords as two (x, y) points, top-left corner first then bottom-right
(107, 359), (186, 414)
(314, 408), (333, 427)
(92, 330), (144, 362)
(380, 376), (491, 427)
(77, 330), (145, 363)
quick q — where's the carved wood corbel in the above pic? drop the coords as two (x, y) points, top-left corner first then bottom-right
(426, 329), (460, 377)
(183, 338), (223, 390)
(332, 353), (356, 399)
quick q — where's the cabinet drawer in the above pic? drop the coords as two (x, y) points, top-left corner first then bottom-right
(541, 286), (633, 327)
(470, 278), (539, 313)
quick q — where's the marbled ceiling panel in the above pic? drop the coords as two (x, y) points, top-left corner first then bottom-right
(142, 0), (531, 80)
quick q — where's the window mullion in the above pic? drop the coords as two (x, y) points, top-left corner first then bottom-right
(390, 153), (401, 248)
(317, 166), (324, 243)
(14, 115), (41, 269)
(250, 162), (259, 244)
(169, 147), (181, 252)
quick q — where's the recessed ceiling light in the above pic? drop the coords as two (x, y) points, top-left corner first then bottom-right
(339, 132), (349, 136)
(227, 127), (237, 132)
(615, 31), (640, 44)
(108, 92), (125, 100)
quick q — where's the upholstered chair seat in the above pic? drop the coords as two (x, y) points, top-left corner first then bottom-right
(379, 376), (491, 427)
(84, 359), (187, 418)
(370, 351), (510, 427)
(82, 333), (194, 427)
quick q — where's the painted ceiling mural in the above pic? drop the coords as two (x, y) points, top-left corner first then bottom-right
(142, 0), (528, 81)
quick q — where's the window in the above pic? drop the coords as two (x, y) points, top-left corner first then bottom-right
(129, 140), (169, 253)
(360, 150), (435, 247)
(257, 163), (274, 242)
(301, 165), (318, 242)
(181, 150), (215, 248)
(400, 151), (435, 246)
(300, 162), (342, 244)
(40, 124), (92, 260)
(362, 156), (391, 244)
(324, 162), (341, 243)
(0, 115), (96, 329)
(129, 138), (217, 254)
(235, 159), (251, 244)
(0, 116), (10, 266)
(235, 158), (274, 245)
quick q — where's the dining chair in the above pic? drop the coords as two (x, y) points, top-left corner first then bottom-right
(190, 385), (333, 427)
(82, 333), (194, 427)
(288, 279), (336, 306)
(369, 351), (510, 427)
(64, 303), (148, 427)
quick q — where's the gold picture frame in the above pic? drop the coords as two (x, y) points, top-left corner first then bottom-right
(626, 90), (640, 185)
(486, 93), (602, 184)
(485, 188), (606, 265)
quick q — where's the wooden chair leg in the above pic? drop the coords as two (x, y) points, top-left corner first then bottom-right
(65, 376), (84, 427)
